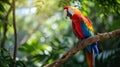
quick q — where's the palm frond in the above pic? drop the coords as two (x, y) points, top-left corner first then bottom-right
(96, 48), (120, 67)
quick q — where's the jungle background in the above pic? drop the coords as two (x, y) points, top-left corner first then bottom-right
(0, 0), (120, 67)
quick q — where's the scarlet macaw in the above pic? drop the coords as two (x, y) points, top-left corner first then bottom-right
(64, 6), (99, 67)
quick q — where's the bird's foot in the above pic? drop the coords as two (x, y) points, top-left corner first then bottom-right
(77, 39), (85, 46)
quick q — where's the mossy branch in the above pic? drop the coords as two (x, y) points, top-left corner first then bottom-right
(46, 29), (120, 67)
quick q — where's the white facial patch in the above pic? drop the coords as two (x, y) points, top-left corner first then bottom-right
(63, 9), (67, 18)
(68, 8), (74, 16)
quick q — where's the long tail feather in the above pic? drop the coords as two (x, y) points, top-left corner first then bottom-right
(86, 50), (94, 67)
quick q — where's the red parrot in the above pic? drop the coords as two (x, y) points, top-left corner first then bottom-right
(64, 6), (100, 67)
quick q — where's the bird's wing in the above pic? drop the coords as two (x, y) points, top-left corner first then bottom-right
(80, 16), (94, 37)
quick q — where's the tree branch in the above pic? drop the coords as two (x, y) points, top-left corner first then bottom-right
(12, 0), (18, 67)
(0, 2), (12, 56)
(46, 29), (120, 67)
(19, 17), (46, 47)
(20, 22), (41, 45)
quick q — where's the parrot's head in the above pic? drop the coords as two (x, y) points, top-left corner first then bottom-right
(63, 6), (82, 18)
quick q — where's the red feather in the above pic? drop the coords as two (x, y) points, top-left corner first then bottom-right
(86, 50), (94, 67)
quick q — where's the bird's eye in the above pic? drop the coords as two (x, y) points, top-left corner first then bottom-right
(68, 8), (74, 15)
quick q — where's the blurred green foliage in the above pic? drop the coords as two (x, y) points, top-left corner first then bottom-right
(0, 0), (120, 67)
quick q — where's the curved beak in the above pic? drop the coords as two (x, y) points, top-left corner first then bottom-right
(63, 9), (67, 18)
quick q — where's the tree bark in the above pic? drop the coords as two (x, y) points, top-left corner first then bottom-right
(12, 0), (18, 67)
(45, 29), (120, 67)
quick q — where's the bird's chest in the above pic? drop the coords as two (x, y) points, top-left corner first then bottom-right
(70, 14), (85, 39)
(71, 17), (81, 31)
(71, 15), (80, 23)
(72, 21), (85, 39)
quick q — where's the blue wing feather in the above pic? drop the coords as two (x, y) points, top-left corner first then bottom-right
(80, 22), (93, 38)
(80, 21), (99, 54)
